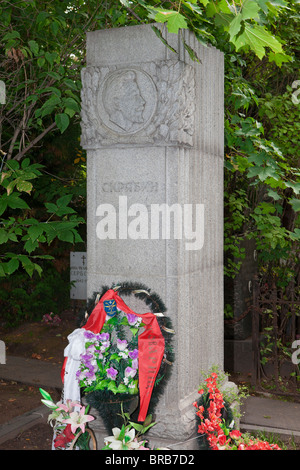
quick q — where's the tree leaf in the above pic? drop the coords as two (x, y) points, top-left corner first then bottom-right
(56, 194), (73, 207)
(154, 10), (188, 33)
(228, 14), (242, 41)
(7, 194), (30, 210)
(0, 229), (9, 244)
(28, 40), (39, 56)
(0, 263), (5, 277)
(64, 78), (78, 91)
(151, 26), (177, 53)
(289, 198), (300, 212)
(55, 113), (69, 134)
(57, 230), (74, 243)
(5, 258), (19, 275)
(28, 224), (44, 242)
(62, 97), (80, 112)
(24, 238), (39, 254)
(233, 24), (283, 59)
(240, 0), (261, 20)
(16, 180), (32, 194)
(19, 256), (35, 277)
(37, 57), (45, 68)
(45, 202), (58, 213)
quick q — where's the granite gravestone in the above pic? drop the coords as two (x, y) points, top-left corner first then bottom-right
(81, 23), (224, 449)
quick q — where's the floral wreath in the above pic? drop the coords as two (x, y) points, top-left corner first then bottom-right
(72, 282), (174, 425)
(77, 310), (144, 396)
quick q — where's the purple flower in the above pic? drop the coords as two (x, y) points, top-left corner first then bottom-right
(129, 349), (138, 359)
(117, 339), (128, 351)
(98, 333), (110, 342)
(107, 367), (118, 380)
(127, 313), (138, 325)
(80, 353), (94, 365)
(131, 358), (138, 370)
(86, 369), (96, 379)
(100, 341), (110, 351)
(84, 331), (96, 340)
(125, 367), (137, 379)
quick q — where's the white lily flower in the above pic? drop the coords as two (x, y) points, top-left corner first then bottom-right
(104, 427), (142, 450)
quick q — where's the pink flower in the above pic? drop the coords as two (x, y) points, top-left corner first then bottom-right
(62, 406), (94, 434)
(56, 399), (79, 413)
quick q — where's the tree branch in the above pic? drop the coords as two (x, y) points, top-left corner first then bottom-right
(13, 121), (57, 161)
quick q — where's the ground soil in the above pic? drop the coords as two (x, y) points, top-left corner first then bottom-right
(0, 309), (77, 450)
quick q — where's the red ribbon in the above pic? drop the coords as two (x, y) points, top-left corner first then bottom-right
(61, 289), (165, 422)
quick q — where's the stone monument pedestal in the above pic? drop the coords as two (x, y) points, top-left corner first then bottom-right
(81, 23), (225, 449)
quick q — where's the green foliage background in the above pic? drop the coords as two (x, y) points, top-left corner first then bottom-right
(0, 0), (299, 326)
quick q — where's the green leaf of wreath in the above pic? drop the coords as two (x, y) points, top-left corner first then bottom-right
(118, 425), (126, 442)
(128, 379), (138, 395)
(130, 327), (139, 336)
(117, 383), (128, 393)
(109, 353), (122, 362)
(107, 316), (119, 326)
(107, 381), (118, 394)
(95, 379), (109, 390)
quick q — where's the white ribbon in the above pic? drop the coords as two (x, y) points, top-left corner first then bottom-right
(62, 328), (86, 404)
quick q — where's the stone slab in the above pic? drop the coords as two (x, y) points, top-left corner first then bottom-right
(0, 356), (62, 390)
(0, 405), (48, 445)
(240, 396), (300, 441)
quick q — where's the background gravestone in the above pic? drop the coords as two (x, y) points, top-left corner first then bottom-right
(81, 23), (224, 449)
(0, 340), (5, 364)
(70, 251), (87, 301)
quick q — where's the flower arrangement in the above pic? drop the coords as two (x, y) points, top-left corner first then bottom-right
(194, 372), (282, 450)
(70, 283), (175, 435)
(40, 388), (96, 450)
(76, 311), (143, 397)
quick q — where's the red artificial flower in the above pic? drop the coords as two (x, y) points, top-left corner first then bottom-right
(229, 430), (242, 439)
(218, 434), (227, 446)
(195, 372), (282, 451)
(54, 424), (75, 449)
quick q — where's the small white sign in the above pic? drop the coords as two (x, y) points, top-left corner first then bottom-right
(70, 252), (87, 300)
(0, 81), (5, 104)
(0, 340), (6, 364)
